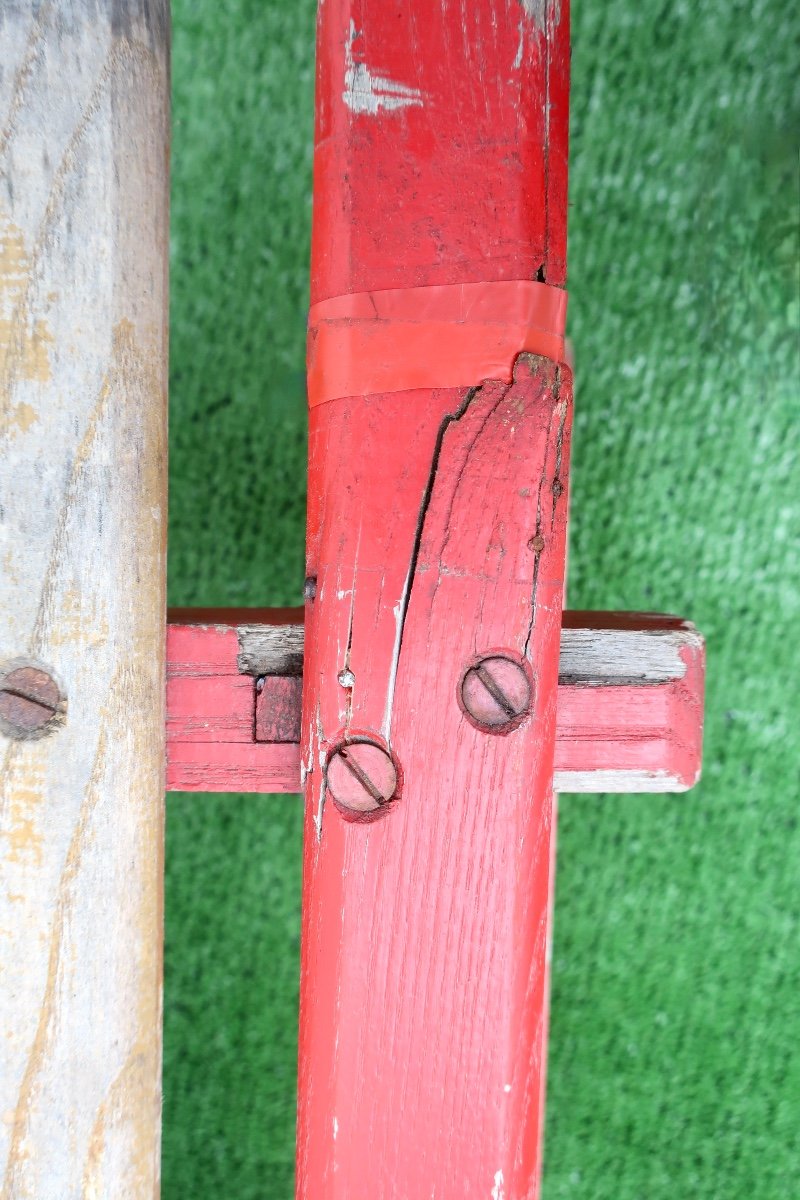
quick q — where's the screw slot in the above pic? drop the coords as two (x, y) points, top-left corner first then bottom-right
(325, 738), (398, 818)
(459, 654), (532, 734)
(0, 663), (65, 741)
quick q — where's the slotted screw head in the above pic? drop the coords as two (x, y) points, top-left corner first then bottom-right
(0, 665), (63, 740)
(460, 655), (531, 733)
(326, 740), (398, 815)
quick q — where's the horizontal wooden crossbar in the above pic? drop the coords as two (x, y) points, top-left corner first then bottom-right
(166, 609), (704, 794)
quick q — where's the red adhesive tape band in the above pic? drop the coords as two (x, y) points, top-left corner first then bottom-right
(307, 280), (567, 408)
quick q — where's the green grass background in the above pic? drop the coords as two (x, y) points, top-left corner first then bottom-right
(165, 1), (799, 1196)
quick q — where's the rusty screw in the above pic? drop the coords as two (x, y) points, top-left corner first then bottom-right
(326, 739), (398, 815)
(460, 655), (531, 733)
(0, 665), (63, 740)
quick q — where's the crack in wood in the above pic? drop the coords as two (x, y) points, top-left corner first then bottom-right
(381, 383), (482, 735)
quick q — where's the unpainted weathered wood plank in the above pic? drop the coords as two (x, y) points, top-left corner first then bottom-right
(0, 4), (169, 1196)
(231, 610), (702, 685)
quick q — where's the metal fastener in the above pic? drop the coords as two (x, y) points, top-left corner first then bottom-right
(527, 534), (545, 553)
(326, 739), (398, 815)
(0, 664), (64, 740)
(460, 655), (531, 733)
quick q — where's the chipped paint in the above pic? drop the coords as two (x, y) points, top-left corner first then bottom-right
(314, 709), (326, 841)
(513, 24), (525, 69)
(519, 0), (550, 33)
(491, 1168), (505, 1200)
(343, 20), (423, 116)
(382, 587), (409, 739)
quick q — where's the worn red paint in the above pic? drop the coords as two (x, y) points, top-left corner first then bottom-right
(296, 3), (572, 1195)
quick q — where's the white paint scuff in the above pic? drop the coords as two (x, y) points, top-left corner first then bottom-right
(513, 24), (525, 70)
(381, 585), (410, 738)
(520, 0), (548, 33)
(343, 19), (424, 115)
(491, 1168), (505, 1200)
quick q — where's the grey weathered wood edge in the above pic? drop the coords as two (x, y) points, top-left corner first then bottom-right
(237, 623), (305, 676)
(1, 4), (170, 1196)
(553, 768), (693, 793)
(234, 614), (701, 683)
(557, 622), (703, 685)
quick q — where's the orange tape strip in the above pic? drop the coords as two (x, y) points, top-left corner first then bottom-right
(307, 280), (567, 408)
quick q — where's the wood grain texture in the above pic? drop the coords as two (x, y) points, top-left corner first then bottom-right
(299, 356), (572, 1200)
(299, 5), (571, 1194)
(165, 612), (705, 793)
(0, 4), (169, 1197)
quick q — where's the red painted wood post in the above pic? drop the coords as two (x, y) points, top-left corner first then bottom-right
(297, 3), (571, 1197)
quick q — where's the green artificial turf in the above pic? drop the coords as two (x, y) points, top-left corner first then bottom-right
(164, 1), (799, 1196)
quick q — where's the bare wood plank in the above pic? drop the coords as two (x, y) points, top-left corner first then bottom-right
(0, 4), (170, 1196)
(559, 610), (704, 685)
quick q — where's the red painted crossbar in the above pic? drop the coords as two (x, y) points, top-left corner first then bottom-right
(166, 610), (704, 796)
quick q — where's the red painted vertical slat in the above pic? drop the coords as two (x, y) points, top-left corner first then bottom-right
(299, 4), (570, 1197)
